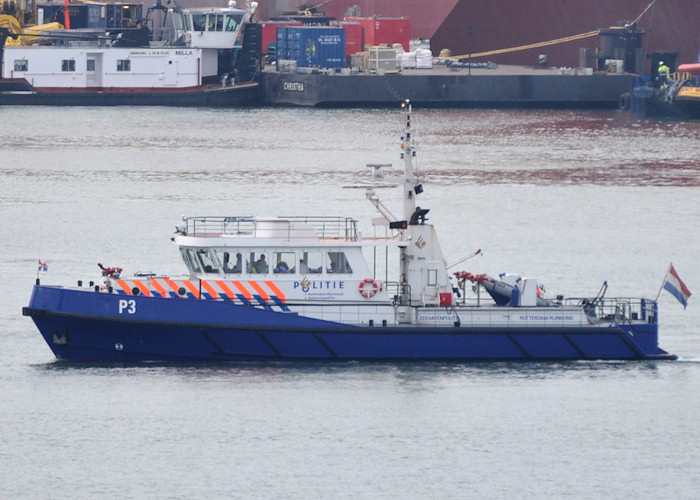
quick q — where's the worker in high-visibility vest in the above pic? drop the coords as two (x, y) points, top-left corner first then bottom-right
(658, 61), (671, 89)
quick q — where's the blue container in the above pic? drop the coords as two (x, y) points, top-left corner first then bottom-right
(85, 4), (105, 29)
(38, 3), (142, 29)
(276, 26), (346, 69)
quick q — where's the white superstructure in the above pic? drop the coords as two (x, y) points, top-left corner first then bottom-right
(2, 5), (251, 90)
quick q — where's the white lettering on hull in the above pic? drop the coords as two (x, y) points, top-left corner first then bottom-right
(283, 82), (305, 92)
(118, 299), (136, 314)
(417, 313), (459, 323)
(511, 314), (579, 322)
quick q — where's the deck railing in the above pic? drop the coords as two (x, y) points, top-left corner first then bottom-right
(182, 216), (359, 241)
(562, 297), (657, 324)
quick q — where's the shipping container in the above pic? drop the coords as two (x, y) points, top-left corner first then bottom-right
(276, 26), (346, 69)
(38, 2), (142, 29)
(38, 3), (101, 28)
(340, 21), (364, 56)
(345, 16), (411, 51)
(262, 21), (302, 54)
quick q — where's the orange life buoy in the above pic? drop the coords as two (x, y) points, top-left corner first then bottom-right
(358, 278), (379, 298)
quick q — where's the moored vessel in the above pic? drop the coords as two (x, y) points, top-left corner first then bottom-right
(1, 1), (261, 106)
(23, 101), (676, 362)
(626, 57), (700, 119)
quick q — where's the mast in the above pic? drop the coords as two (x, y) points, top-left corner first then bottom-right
(401, 100), (418, 222)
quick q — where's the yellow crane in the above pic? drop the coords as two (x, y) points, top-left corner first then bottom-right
(297, 0), (332, 16)
(1, 0), (65, 46)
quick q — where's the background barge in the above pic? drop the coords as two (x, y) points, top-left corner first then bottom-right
(261, 64), (635, 108)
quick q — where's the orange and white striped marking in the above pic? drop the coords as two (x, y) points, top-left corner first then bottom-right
(115, 278), (287, 308)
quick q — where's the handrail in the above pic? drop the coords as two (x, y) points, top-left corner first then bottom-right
(562, 296), (657, 324)
(182, 215), (359, 241)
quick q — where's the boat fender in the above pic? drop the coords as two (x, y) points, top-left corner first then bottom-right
(359, 278), (379, 298)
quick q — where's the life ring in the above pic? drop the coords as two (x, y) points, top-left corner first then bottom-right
(358, 278), (379, 298)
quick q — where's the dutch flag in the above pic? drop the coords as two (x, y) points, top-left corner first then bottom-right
(38, 260), (48, 272)
(662, 264), (692, 309)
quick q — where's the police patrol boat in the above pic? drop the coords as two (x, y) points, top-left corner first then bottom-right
(23, 101), (675, 362)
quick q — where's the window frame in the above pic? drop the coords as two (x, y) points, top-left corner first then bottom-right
(61, 59), (76, 72)
(14, 59), (28, 72)
(326, 251), (353, 274)
(117, 59), (131, 72)
(272, 251), (296, 274)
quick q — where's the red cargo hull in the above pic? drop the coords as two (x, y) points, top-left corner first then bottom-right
(255, 0), (699, 70)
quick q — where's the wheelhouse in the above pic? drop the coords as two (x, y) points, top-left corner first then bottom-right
(172, 7), (246, 48)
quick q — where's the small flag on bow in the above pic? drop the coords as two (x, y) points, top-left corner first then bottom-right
(38, 260), (48, 272)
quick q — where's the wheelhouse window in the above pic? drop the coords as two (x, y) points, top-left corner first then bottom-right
(197, 249), (219, 274)
(192, 14), (206, 31)
(14, 59), (28, 72)
(224, 15), (241, 32)
(182, 248), (202, 274)
(300, 251), (322, 274)
(327, 251), (352, 274)
(212, 14), (224, 31)
(117, 59), (131, 71)
(173, 12), (184, 30)
(217, 250), (244, 274)
(272, 251), (295, 274)
(61, 59), (76, 72)
(249, 251), (268, 274)
(173, 11), (191, 31)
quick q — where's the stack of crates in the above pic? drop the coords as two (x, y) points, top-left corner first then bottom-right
(369, 46), (398, 73)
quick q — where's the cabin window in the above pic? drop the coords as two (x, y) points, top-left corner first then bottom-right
(224, 15), (240, 32)
(176, 13), (192, 31)
(213, 14), (224, 31)
(300, 251), (322, 274)
(327, 251), (352, 274)
(197, 250), (219, 274)
(117, 59), (131, 71)
(61, 60), (76, 72)
(87, 59), (96, 71)
(249, 252), (268, 274)
(182, 249), (202, 274)
(218, 250), (244, 274)
(173, 12), (184, 31)
(192, 14), (206, 31)
(272, 252), (295, 274)
(14, 59), (28, 72)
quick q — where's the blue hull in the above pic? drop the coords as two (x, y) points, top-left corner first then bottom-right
(23, 285), (675, 362)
